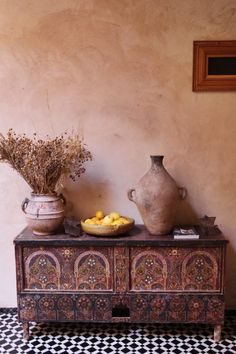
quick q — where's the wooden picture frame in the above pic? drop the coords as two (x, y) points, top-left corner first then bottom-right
(193, 40), (236, 91)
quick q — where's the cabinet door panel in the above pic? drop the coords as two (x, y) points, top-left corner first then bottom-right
(23, 249), (60, 290)
(22, 247), (113, 292)
(130, 247), (222, 292)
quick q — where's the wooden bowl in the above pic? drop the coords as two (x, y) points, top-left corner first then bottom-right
(81, 217), (135, 236)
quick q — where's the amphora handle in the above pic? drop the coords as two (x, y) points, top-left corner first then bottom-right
(178, 187), (187, 200)
(127, 188), (137, 203)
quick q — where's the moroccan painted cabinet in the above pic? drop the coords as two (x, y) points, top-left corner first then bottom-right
(14, 226), (228, 341)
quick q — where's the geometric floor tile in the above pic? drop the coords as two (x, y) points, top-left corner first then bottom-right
(0, 309), (236, 354)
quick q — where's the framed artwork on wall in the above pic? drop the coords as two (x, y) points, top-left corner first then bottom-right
(193, 40), (236, 91)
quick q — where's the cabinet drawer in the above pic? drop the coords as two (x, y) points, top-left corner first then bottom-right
(22, 246), (114, 292)
(18, 294), (112, 322)
(130, 247), (223, 292)
(18, 293), (225, 325)
(130, 294), (225, 323)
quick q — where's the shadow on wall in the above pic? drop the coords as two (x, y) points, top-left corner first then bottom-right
(61, 176), (117, 220)
(62, 173), (198, 226)
(175, 200), (198, 225)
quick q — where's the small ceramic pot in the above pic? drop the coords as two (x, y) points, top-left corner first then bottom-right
(21, 193), (66, 235)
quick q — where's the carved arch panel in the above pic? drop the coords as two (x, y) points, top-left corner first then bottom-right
(74, 251), (113, 291)
(131, 250), (167, 291)
(24, 250), (60, 290)
(182, 250), (218, 291)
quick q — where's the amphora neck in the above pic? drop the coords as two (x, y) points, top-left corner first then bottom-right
(150, 155), (164, 168)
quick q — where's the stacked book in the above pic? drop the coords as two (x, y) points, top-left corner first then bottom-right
(172, 226), (199, 239)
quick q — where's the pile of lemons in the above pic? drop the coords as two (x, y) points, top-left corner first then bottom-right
(84, 211), (131, 226)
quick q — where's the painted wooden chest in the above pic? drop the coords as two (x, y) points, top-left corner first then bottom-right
(14, 225), (228, 341)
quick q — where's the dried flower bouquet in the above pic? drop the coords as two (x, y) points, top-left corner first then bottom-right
(0, 129), (92, 194)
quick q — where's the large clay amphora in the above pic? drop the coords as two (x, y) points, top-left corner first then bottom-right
(127, 155), (186, 235)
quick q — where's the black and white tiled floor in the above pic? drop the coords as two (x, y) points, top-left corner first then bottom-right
(0, 309), (236, 354)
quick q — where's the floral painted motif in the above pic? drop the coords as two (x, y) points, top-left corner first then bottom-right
(150, 296), (166, 321)
(130, 296), (149, 321)
(57, 296), (73, 311)
(38, 295), (56, 320)
(206, 297), (224, 322)
(131, 251), (167, 291)
(25, 251), (60, 290)
(19, 296), (37, 321)
(168, 296), (186, 321)
(75, 251), (112, 291)
(187, 297), (205, 321)
(183, 251), (217, 290)
(76, 296), (93, 321)
(57, 296), (74, 320)
(61, 248), (74, 260)
(39, 296), (55, 311)
(94, 297), (111, 321)
(114, 247), (129, 292)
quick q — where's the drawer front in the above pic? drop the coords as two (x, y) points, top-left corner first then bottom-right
(18, 293), (224, 324)
(18, 294), (112, 322)
(22, 247), (113, 292)
(130, 294), (225, 323)
(130, 247), (223, 292)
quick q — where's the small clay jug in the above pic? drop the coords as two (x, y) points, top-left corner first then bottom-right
(127, 155), (187, 235)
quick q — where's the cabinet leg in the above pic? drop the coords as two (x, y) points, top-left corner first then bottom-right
(214, 324), (221, 342)
(22, 322), (29, 341)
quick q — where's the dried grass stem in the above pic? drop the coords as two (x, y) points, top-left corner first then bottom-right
(0, 129), (92, 194)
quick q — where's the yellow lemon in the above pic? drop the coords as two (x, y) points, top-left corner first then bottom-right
(109, 212), (120, 220)
(122, 219), (130, 224)
(96, 210), (104, 219)
(119, 217), (130, 224)
(84, 218), (92, 224)
(112, 219), (123, 226)
(102, 215), (114, 225)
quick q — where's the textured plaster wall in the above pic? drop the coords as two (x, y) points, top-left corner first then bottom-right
(0, 0), (236, 308)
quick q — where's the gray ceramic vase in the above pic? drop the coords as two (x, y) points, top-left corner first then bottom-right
(127, 155), (187, 235)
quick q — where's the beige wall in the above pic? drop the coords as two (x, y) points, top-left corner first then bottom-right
(0, 0), (236, 308)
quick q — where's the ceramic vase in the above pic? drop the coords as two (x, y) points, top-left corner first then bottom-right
(21, 193), (66, 235)
(127, 155), (187, 235)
